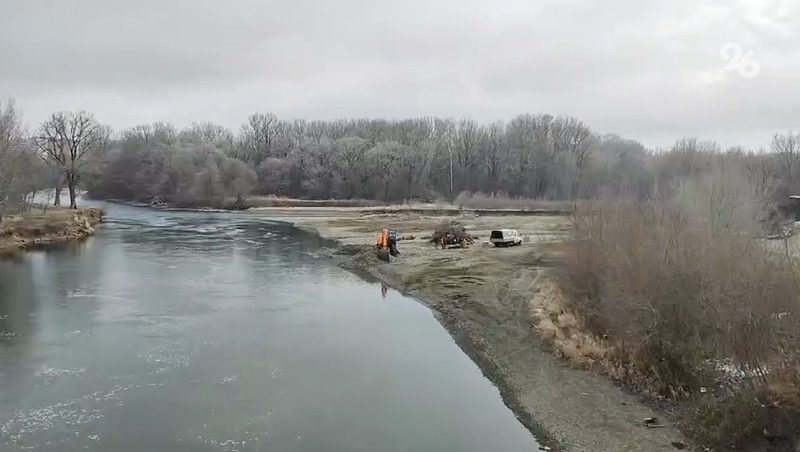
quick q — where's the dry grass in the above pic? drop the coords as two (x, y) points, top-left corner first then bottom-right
(563, 201), (800, 449)
(0, 207), (103, 252)
(454, 191), (573, 211)
(530, 276), (611, 365)
(247, 196), (389, 208)
(247, 196), (573, 219)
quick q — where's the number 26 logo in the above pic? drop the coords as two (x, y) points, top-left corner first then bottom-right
(720, 42), (761, 79)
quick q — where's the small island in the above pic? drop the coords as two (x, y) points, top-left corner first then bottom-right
(0, 207), (103, 255)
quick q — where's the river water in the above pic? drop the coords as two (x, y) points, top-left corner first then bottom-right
(0, 203), (539, 451)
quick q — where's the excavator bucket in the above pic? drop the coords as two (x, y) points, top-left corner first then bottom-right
(376, 228), (392, 262)
(376, 248), (391, 262)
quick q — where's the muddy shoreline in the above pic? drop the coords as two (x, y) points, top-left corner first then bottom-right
(274, 209), (690, 452)
(0, 208), (104, 255)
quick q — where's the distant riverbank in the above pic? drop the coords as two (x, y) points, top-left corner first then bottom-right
(105, 197), (571, 218)
(0, 207), (103, 255)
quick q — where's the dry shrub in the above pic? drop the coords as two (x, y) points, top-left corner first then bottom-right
(430, 221), (470, 243)
(530, 276), (611, 365)
(690, 387), (763, 447)
(565, 201), (800, 448)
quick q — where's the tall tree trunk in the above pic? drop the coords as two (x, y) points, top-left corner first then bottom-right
(68, 185), (77, 209)
(54, 185), (62, 207)
(406, 167), (414, 200)
(67, 172), (78, 209)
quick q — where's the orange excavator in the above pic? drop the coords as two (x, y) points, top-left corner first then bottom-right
(376, 228), (399, 262)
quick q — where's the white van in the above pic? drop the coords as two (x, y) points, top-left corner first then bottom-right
(490, 229), (523, 247)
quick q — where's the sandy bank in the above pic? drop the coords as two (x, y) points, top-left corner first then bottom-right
(0, 208), (103, 255)
(258, 207), (691, 452)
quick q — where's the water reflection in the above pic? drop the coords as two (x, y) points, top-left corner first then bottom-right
(0, 257), (35, 344)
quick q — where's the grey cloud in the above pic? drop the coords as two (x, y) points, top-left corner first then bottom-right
(1, 0), (798, 148)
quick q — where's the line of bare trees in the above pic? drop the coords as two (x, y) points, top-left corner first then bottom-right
(2, 99), (800, 231)
(84, 113), (604, 206)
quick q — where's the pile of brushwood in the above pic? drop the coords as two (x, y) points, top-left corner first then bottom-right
(431, 221), (474, 248)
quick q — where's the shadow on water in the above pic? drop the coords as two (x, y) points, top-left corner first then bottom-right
(1, 234), (96, 258)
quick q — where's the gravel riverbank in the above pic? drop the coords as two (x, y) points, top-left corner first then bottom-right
(254, 207), (691, 452)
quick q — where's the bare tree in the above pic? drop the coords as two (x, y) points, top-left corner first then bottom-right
(257, 157), (293, 195)
(237, 112), (278, 165)
(191, 156), (224, 206)
(35, 111), (108, 209)
(772, 132), (800, 180)
(454, 120), (479, 193)
(333, 137), (369, 198)
(479, 123), (505, 193)
(552, 117), (593, 197)
(220, 157), (257, 207)
(0, 100), (35, 220)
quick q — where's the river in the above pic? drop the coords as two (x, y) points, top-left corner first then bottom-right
(0, 203), (540, 451)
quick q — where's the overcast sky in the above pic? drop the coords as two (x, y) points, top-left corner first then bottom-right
(1, 0), (797, 148)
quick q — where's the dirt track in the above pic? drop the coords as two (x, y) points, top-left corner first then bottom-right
(255, 207), (691, 452)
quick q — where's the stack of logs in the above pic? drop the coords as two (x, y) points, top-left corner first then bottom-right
(431, 221), (474, 249)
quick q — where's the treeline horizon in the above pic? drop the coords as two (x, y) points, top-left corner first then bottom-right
(2, 99), (800, 231)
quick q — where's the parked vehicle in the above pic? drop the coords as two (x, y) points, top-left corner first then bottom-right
(490, 229), (523, 247)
